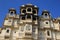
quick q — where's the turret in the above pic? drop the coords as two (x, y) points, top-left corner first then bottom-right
(9, 8), (16, 15)
(41, 10), (51, 19)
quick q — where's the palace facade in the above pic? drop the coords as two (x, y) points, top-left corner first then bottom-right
(0, 4), (60, 40)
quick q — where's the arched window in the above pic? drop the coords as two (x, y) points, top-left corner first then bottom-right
(27, 15), (31, 19)
(0, 31), (1, 34)
(10, 11), (14, 15)
(21, 16), (25, 20)
(45, 14), (47, 16)
(27, 8), (31, 12)
(33, 9), (36, 14)
(46, 22), (48, 24)
(6, 29), (9, 33)
(22, 9), (26, 13)
(47, 31), (50, 36)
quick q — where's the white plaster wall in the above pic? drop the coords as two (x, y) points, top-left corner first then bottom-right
(20, 19), (32, 23)
(12, 30), (19, 38)
(0, 29), (6, 36)
(20, 20), (26, 23)
(18, 33), (25, 38)
(54, 22), (59, 30)
(50, 21), (54, 28)
(4, 19), (13, 26)
(51, 31), (56, 39)
(18, 38), (32, 40)
(12, 30), (18, 36)
(0, 29), (6, 39)
(15, 15), (19, 18)
(26, 19), (32, 22)
(56, 32), (60, 39)
(34, 20), (38, 24)
(14, 20), (18, 28)
(40, 21), (44, 28)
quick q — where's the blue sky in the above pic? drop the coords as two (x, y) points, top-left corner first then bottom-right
(0, 0), (60, 27)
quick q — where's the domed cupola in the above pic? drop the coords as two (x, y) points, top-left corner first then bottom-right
(41, 10), (50, 19)
(9, 8), (16, 15)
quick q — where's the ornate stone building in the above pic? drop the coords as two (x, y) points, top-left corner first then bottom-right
(0, 4), (60, 40)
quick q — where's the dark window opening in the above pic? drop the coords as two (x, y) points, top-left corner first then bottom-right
(14, 31), (16, 33)
(46, 22), (48, 24)
(27, 15), (31, 19)
(47, 38), (51, 40)
(9, 19), (11, 22)
(33, 10), (36, 13)
(22, 16), (25, 20)
(22, 9), (26, 13)
(11, 11), (13, 13)
(33, 28), (36, 32)
(25, 33), (31, 36)
(33, 17), (36, 20)
(27, 8), (31, 12)
(59, 21), (60, 24)
(45, 14), (47, 16)
(6, 30), (9, 33)
(47, 31), (50, 36)
(0, 31), (1, 34)
(10, 11), (14, 15)
(5, 36), (9, 39)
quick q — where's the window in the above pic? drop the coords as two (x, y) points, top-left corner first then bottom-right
(47, 38), (51, 40)
(33, 28), (36, 32)
(14, 31), (16, 33)
(33, 17), (36, 20)
(46, 22), (48, 24)
(6, 29), (9, 33)
(27, 8), (31, 12)
(5, 36), (9, 39)
(47, 31), (50, 36)
(25, 33), (31, 36)
(45, 14), (47, 16)
(27, 15), (31, 19)
(22, 9), (26, 13)
(10, 11), (14, 15)
(33, 10), (36, 13)
(59, 21), (60, 24)
(22, 16), (25, 20)
(11, 11), (13, 13)
(0, 31), (1, 34)
(8, 19), (11, 22)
